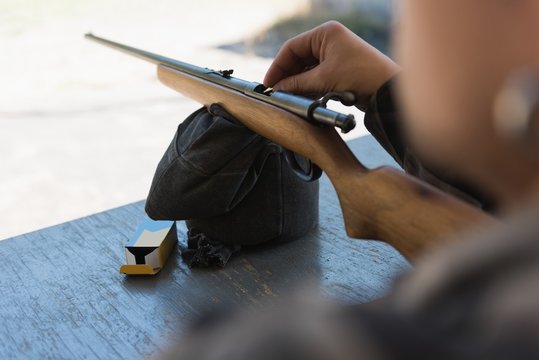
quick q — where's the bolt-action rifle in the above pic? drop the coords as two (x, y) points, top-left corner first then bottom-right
(86, 33), (495, 262)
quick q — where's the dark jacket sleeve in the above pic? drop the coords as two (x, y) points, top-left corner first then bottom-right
(364, 79), (494, 210)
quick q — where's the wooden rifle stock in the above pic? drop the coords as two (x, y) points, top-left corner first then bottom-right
(158, 64), (496, 262)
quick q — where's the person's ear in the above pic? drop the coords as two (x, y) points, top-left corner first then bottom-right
(494, 69), (539, 150)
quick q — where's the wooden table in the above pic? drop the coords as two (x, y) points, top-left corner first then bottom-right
(0, 135), (409, 359)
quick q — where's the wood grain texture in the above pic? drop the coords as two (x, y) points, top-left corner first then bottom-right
(158, 65), (496, 261)
(0, 135), (409, 360)
(157, 65), (366, 179)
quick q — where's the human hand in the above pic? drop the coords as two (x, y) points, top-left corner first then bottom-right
(264, 21), (400, 111)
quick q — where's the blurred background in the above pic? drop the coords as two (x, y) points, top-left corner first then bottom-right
(0, 0), (392, 240)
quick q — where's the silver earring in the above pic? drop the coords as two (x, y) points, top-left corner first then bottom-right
(494, 69), (539, 145)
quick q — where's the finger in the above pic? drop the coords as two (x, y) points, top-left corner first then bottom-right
(263, 28), (322, 87)
(272, 65), (325, 95)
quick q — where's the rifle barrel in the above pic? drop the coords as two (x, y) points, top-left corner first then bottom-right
(85, 33), (355, 133)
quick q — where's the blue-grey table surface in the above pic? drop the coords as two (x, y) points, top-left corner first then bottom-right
(0, 135), (409, 359)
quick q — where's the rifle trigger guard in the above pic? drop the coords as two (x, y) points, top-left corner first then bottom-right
(283, 150), (322, 182)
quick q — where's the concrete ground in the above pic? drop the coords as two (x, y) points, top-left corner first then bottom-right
(0, 0), (367, 240)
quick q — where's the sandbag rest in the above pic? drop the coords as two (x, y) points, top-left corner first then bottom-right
(145, 104), (319, 267)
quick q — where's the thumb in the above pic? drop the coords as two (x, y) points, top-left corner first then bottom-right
(273, 67), (323, 95)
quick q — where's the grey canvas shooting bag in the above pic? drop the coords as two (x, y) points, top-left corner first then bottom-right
(145, 104), (319, 266)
